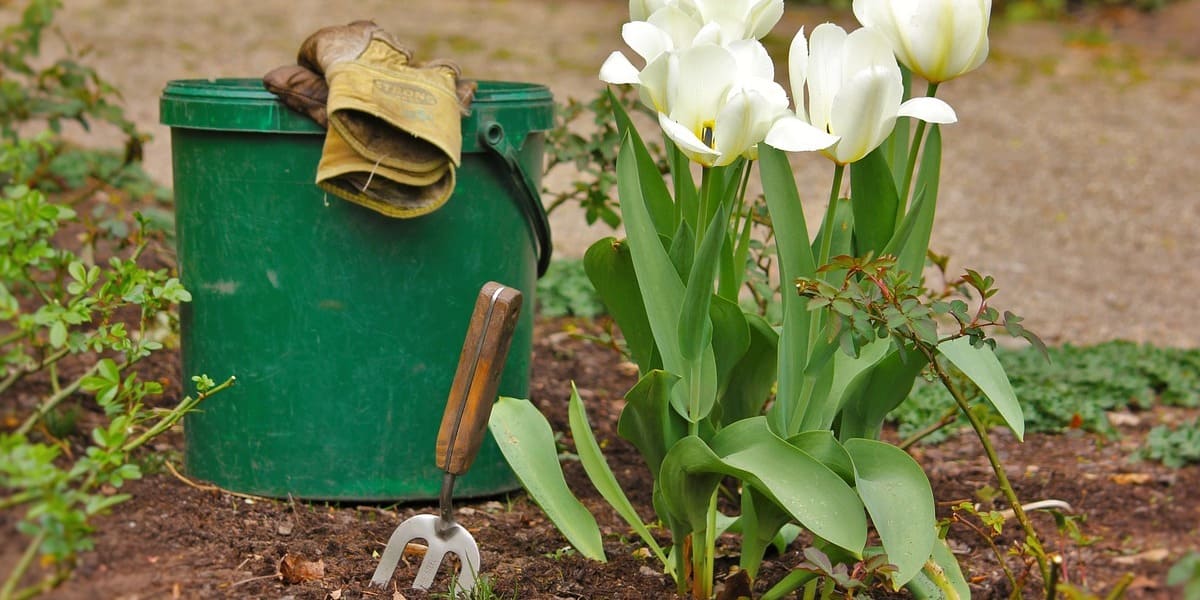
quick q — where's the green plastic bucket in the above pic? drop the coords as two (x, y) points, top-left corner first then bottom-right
(160, 78), (552, 501)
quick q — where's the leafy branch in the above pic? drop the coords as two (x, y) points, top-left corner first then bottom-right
(797, 254), (1055, 593)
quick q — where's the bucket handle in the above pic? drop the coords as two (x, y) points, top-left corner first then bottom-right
(480, 121), (553, 278)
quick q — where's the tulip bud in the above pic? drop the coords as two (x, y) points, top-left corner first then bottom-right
(853, 0), (991, 83)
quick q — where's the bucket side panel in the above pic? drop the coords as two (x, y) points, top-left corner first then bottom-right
(173, 128), (535, 501)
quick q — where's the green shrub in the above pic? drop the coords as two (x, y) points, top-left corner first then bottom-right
(536, 259), (606, 318)
(0, 2), (229, 598)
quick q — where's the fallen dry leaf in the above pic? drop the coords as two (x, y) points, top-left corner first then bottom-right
(1110, 472), (1153, 485)
(278, 553), (325, 584)
(1127, 575), (1161, 590)
(1111, 548), (1170, 565)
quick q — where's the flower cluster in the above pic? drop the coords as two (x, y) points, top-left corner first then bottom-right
(601, 0), (990, 167)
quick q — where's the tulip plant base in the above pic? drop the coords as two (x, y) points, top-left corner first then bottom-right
(3, 318), (1197, 599)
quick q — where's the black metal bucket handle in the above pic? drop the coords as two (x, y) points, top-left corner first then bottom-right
(480, 121), (553, 278)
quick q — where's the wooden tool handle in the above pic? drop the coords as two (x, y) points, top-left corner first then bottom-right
(436, 282), (523, 476)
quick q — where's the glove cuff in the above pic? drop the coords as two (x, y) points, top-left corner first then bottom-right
(317, 125), (455, 218)
(325, 38), (464, 170)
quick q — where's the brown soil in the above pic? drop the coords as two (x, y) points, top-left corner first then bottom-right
(3, 1), (1200, 599)
(2, 318), (1196, 599)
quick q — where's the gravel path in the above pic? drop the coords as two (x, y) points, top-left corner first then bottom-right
(18, 0), (1200, 346)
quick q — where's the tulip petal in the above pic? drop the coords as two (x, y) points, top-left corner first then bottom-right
(748, 0), (785, 40)
(623, 21), (672, 63)
(903, 0), (955, 81)
(659, 112), (721, 167)
(764, 115), (839, 152)
(647, 5), (705, 51)
(828, 64), (903, 164)
(897, 96), (957, 124)
(668, 44), (737, 136)
(629, 0), (667, 22)
(713, 88), (782, 166)
(952, 0), (991, 77)
(783, 28), (804, 117)
(806, 23), (848, 134)
(843, 26), (901, 86)
(728, 39), (776, 83)
(637, 53), (672, 112)
(600, 51), (641, 85)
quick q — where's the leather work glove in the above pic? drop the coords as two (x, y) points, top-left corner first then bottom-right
(264, 21), (475, 218)
(263, 64), (329, 127)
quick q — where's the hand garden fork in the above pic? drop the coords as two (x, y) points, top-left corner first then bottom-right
(370, 281), (522, 595)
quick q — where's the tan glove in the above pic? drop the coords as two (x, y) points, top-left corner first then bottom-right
(302, 21), (469, 218)
(263, 64), (329, 127)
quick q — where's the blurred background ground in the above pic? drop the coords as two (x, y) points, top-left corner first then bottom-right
(19, 0), (1200, 347)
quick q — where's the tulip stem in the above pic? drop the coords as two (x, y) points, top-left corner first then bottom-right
(899, 82), (940, 217)
(817, 164), (846, 272)
(697, 167), (714, 256)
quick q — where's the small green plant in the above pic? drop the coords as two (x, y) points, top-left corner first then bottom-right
(0, 4), (221, 597)
(543, 87), (666, 229)
(535, 259), (606, 318)
(1169, 552), (1200, 600)
(0, 0), (143, 150)
(431, 572), (517, 600)
(0, 135), (232, 600)
(762, 547), (900, 599)
(1134, 417), (1200, 468)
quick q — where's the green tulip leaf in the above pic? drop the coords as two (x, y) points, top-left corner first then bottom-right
(709, 418), (868, 553)
(897, 125), (941, 277)
(617, 369), (686, 481)
(708, 296), (751, 398)
(938, 337), (1025, 440)
(610, 89), (674, 237)
(617, 135), (717, 423)
(568, 384), (667, 565)
(660, 421), (868, 555)
(584, 237), (658, 373)
(715, 312), (776, 427)
(844, 438), (936, 586)
(658, 436), (725, 532)
(668, 219), (695, 281)
(738, 486), (794, 579)
(678, 202), (727, 363)
(759, 145), (816, 434)
(837, 344), (929, 441)
(850, 146), (901, 257)
(801, 337), (891, 431)
(786, 430), (854, 486)
(905, 538), (971, 599)
(488, 397), (606, 561)
(667, 140), (699, 235)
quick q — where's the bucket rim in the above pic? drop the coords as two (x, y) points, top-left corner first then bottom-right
(161, 78), (552, 104)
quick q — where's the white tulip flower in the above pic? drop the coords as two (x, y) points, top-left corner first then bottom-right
(649, 42), (796, 167)
(852, 0), (991, 83)
(768, 24), (957, 165)
(629, 0), (784, 41)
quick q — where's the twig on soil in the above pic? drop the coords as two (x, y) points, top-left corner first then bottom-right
(999, 499), (1074, 521)
(162, 460), (273, 503)
(225, 573), (280, 588)
(354, 505), (401, 520)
